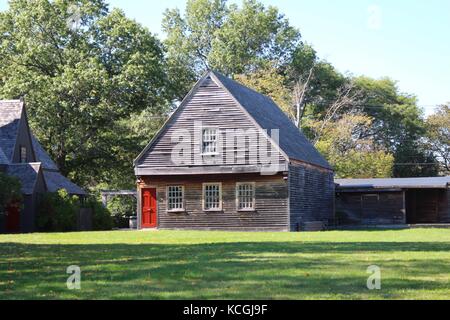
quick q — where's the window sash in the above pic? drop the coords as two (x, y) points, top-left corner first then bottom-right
(203, 183), (222, 211)
(236, 183), (255, 211)
(202, 128), (218, 154)
(20, 146), (27, 163)
(167, 186), (184, 211)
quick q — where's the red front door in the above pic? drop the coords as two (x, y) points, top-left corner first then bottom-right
(141, 188), (157, 228)
(6, 203), (20, 233)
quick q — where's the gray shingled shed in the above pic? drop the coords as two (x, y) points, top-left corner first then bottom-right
(336, 177), (450, 225)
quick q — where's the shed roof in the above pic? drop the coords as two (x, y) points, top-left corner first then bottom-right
(6, 163), (42, 195)
(212, 72), (332, 169)
(336, 177), (450, 190)
(31, 135), (59, 171)
(43, 170), (87, 195)
(0, 100), (23, 162)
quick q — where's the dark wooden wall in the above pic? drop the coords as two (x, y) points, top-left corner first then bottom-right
(336, 191), (405, 225)
(139, 173), (289, 231)
(136, 76), (286, 169)
(12, 108), (36, 163)
(289, 162), (335, 230)
(406, 189), (449, 223)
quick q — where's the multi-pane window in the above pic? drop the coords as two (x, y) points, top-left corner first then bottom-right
(20, 146), (27, 163)
(236, 183), (255, 211)
(202, 128), (218, 154)
(167, 186), (184, 211)
(203, 183), (222, 211)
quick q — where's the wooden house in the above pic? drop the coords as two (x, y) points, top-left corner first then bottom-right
(134, 71), (335, 231)
(0, 100), (86, 233)
(336, 177), (450, 225)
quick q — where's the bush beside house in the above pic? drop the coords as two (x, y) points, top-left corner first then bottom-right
(36, 189), (113, 232)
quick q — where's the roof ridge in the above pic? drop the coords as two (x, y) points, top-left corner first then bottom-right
(209, 70), (274, 101)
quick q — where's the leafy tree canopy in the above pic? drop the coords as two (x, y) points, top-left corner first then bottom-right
(425, 104), (450, 175)
(309, 114), (394, 178)
(0, 0), (171, 188)
(162, 0), (301, 98)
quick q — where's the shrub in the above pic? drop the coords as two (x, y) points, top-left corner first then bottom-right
(0, 172), (22, 213)
(37, 189), (80, 232)
(107, 196), (136, 228)
(86, 197), (113, 231)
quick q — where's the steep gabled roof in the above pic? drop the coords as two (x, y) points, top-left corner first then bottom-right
(31, 135), (59, 171)
(6, 163), (43, 195)
(212, 72), (331, 169)
(0, 99), (86, 195)
(31, 134), (86, 195)
(135, 71), (331, 170)
(0, 100), (23, 162)
(43, 170), (87, 195)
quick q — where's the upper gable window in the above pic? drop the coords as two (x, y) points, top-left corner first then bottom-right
(202, 128), (218, 155)
(20, 146), (27, 163)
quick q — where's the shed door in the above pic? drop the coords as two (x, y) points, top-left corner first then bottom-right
(6, 203), (20, 233)
(141, 188), (157, 228)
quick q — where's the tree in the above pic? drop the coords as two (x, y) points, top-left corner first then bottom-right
(287, 44), (346, 127)
(353, 77), (437, 177)
(234, 64), (292, 117)
(0, 0), (171, 188)
(162, 0), (301, 98)
(425, 104), (450, 174)
(309, 114), (394, 178)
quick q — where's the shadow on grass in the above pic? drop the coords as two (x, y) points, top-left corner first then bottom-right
(1, 241), (450, 299)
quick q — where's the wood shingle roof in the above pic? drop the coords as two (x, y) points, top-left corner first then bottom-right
(209, 71), (331, 169)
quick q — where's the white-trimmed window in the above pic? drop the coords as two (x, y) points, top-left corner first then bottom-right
(236, 182), (255, 211)
(202, 128), (218, 154)
(20, 146), (27, 163)
(167, 185), (184, 211)
(203, 183), (222, 211)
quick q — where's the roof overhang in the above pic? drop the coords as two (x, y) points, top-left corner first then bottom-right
(135, 163), (289, 176)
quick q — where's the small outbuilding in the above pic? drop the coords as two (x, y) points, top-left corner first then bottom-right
(335, 177), (450, 225)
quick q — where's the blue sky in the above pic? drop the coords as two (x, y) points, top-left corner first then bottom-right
(1, 0), (449, 115)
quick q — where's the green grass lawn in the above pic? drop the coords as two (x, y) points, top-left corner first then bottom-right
(0, 229), (449, 300)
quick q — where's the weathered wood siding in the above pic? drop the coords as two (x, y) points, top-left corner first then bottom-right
(136, 76), (286, 170)
(288, 162), (335, 231)
(445, 188), (450, 222)
(336, 191), (405, 225)
(406, 189), (449, 223)
(139, 173), (289, 231)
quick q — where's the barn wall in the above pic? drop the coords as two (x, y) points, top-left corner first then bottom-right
(139, 173), (289, 231)
(289, 163), (335, 231)
(336, 191), (405, 225)
(136, 76), (286, 169)
(406, 189), (449, 224)
(445, 188), (450, 222)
